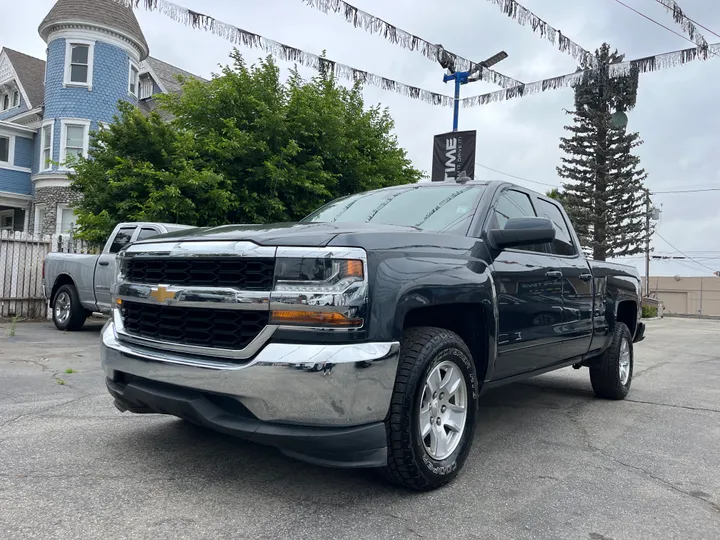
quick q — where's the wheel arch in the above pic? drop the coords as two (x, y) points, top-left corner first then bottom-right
(50, 274), (76, 308)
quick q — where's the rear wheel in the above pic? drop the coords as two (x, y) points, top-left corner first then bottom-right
(590, 322), (633, 399)
(383, 327), (479, 491)
(52, 284), (87, 331)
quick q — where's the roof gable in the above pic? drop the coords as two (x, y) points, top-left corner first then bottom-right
(0, 48), (46, 110)
(143, 56), (207, 94)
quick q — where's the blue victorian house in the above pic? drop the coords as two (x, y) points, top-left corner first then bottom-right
(0, 0), (200, 234)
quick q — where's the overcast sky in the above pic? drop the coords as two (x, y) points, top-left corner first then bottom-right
(3, 0), (719, 276)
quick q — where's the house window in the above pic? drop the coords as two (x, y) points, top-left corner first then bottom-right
(0, 135), (9, 163)
(64, 41), (94, 87)
(12, 91), (19, 107)
(139, 76), (154, 100)
(34, 205), (47, 234)
(59, 119), (91, 169)
(40, 121), (54, 171)
(57, 206), (78, 234)
(1, 94), (8, 110)
(0, 210), (15, 231)
(128, 63), (139, 96)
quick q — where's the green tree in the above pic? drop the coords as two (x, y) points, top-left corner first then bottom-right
(160, 51), (421, 223)
(557, 43), (649, 260)
(71, 52), (421, 242)
(70, 101), (235, 244)
(545, 188), (565, 205)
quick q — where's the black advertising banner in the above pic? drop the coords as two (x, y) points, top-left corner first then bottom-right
(431, 130), (476, 182)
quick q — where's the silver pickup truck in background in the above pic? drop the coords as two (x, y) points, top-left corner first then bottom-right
(43, 222), (193, 330)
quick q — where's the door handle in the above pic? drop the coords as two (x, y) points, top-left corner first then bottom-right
(545, 271), (562, 279)
(579, 273), (592, 281)
(98, 261), (109, 266)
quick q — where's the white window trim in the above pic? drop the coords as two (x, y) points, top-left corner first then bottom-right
(128, 60), (140, 97)
(0, 132), (15, 166)
(56, 203), (78, 235)
(63, 39), (95, 90)
(0, 209), (14, 231)
(33, 203), (47, 234)
(59, 118), (91, 171)
(39, 120), (54, 172)
(0, 89), (21, 112)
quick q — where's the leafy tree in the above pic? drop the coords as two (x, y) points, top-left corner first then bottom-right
(545, 188), (565, 205)
(70, 101), (235, 244)
(557, 43), (649, 261)
(71, 52), (421, 242)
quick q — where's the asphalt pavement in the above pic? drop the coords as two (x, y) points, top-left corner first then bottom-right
(0, 317), (718, 540)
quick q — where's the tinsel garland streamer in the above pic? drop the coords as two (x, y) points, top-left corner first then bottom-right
(116, 0), (454, 106)
(655, 0), (709, 54)
(301, 0), (523, 89)
(484, 0), (598, 68)
(462, 42), (720, 107)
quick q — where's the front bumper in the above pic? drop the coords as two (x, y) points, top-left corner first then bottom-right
(101, 322), (400, 467)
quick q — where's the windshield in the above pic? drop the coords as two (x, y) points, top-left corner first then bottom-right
(302, 185), (485, 235)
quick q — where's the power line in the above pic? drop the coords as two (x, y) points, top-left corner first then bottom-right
(300, 0), (523, 88)
(612, 0), (720, 58)
(654, 232), (718, 272)
(475, 163), (558, 187)
(651, 0), (720, 41)
(652, 187), (720, 194)
(612, 0), (693, 42)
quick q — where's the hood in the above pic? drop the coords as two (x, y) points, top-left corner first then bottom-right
(133, 221), (423, 247)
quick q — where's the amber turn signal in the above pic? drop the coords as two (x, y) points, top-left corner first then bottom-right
(270, 310), (362, 327)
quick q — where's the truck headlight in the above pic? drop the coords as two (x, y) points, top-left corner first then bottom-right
(269, 248), (368, 328)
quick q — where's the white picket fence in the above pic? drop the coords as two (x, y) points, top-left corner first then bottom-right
(0, 231), (93, 319)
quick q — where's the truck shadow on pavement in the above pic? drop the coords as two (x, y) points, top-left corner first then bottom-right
(106, 371), (599, 495)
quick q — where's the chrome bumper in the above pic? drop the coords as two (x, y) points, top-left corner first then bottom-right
(101, 322), (400, 426)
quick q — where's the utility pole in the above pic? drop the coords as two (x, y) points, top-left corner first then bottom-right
(436, 48), (508, 131)
(644, 189), (651, 297)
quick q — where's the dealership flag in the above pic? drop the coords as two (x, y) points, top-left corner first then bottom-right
(431, 131), (476, 182)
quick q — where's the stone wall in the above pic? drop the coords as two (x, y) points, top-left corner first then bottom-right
(31, 185), (82, 235)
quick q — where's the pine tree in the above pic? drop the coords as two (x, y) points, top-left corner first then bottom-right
(557, 43), (649, 261)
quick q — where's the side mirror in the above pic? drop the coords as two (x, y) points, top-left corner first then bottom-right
(488, 217), (555, 250)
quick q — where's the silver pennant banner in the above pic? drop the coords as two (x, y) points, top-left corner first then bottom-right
(462, 42), (720, 107)
(117, 0), (454, 106)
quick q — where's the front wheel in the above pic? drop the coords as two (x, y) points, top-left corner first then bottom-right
(383, 327), (479, 491)
(52, 284), (87, 331)
(589, 322), (633, 399)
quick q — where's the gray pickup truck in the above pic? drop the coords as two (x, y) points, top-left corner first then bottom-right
(43, 222), (193, 330)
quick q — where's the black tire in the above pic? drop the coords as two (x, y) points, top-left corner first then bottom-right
(590, 322), (633, 400)
(383, 327), (479, 491)
(52, 284), (87, 331)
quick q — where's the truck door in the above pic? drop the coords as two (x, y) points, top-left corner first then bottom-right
(534, 197), (594, 361)
(95, 225), (137, 310)
(487, 188), (565, 379)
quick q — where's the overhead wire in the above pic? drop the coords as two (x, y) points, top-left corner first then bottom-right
(611, 0), (720, 58)
(654, 232), (718, 272)
(475, 163), (558, 188)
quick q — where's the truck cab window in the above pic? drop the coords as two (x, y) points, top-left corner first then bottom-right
(536, 199), (577, 256)
(137, 227), (159, 241)
(109, 227), (136, 253)
(490, 190), (546, 253)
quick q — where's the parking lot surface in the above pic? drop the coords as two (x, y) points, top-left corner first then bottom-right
(1, 317), (718, 540)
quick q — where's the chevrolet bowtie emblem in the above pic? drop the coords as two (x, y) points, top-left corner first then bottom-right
(148, 285), (175, 304)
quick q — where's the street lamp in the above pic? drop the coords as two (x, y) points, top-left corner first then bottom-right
(437, 46), (508, 131)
